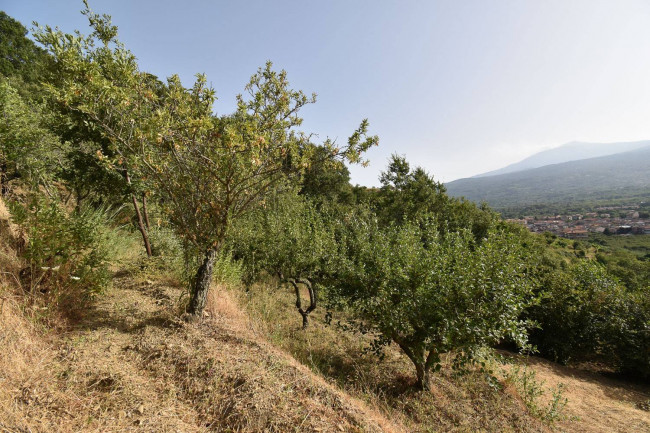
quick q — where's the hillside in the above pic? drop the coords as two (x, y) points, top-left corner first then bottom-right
(474, 140), (650, 178)
(2, 195), (650, 432)
(3, 262), (650, 432)
(446, 145), (650, 212)
(0, 272), (403, 431)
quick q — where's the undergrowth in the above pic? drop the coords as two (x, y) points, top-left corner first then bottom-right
(503, 363), (569, 424)
(235, 280), (550, 433)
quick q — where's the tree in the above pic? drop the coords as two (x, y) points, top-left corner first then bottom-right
(376, 154), (447, 225)
(331, 215), (534, 390)
(0, 80), (63, 195)
(34, 4), (378, 317)
(299, 145), (355, 206)
(230, 190), (336, 328)
(33, 3), (174, 256)
(0, 11), (49, 89)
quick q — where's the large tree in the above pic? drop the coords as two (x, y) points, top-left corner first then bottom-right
(34, 3), (378, 317)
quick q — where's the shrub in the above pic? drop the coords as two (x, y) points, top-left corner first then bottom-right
(527, 260), (650, 378)
(8, 196), (121, 321)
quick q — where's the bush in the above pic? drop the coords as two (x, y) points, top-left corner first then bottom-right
(527, 260), (650, 378)
(8, 196), (122, 321)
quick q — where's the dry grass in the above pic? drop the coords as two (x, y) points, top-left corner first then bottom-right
(2, 203), (648, 433)
(517, 356), (650, 432)
(237, 281), (650, 433)
(0, 288), (65, 432)
(0, 261), (405, 432)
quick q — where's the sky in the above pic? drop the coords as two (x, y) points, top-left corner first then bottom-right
(4, 0), (650, 185)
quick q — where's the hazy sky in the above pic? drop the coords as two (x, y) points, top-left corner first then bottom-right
(5, 0), (650, 185)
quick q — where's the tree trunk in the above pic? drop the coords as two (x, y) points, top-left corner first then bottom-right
(142, 192), (151, 230)
(187, 247), (219, 317)
(416, 364), (431, 391)
(0, 157), (8, 196)
(124, 171), (152, 257)
(396, 341), (435, 391)
(289, 278), (316, 330)
(131, 192), (152, 257)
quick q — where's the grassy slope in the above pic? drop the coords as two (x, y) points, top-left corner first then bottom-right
(0, 208), (648, 433)
(1, 269), (404, 432)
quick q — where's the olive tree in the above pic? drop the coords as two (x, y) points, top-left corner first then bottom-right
(332, 215), (534, 390)
(34, 4), (378, 317)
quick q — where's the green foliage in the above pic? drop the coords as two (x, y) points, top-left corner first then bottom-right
(34, 4), (377, 315)
(0, 79), (64, 191)
(527, 259), (650, 378)
(211, 252), (244, 289)
(376, 154), (448, 225)
(299, 145), (355, 206)
(0, 12), (48, 87)
(375, 155), (496, 239)
(590, 234), (650, 291)
(230, 190), (336, 284)
(330, 214), (535, 387)
(8, 196), (121, 319)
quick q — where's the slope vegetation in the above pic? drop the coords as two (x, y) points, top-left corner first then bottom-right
(1, 194), (648, 432)
(2, 263), (649, 432)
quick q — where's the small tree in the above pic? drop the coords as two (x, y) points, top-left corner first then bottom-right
(332, 215), (534, 390)
(230, 191), (336, 328)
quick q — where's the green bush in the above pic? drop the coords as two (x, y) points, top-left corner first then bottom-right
(527, 260), (650, 378)
(8, 196), (122, 320)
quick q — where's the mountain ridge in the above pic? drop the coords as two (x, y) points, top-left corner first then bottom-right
(446, 145), (650, 213)
(473, 140), (650, 178)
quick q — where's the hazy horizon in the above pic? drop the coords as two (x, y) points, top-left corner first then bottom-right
(5, 0), (650, 185)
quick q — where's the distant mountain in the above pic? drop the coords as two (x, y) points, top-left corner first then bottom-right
(446, 145), (650, 213)
(473, 140), (650, 178)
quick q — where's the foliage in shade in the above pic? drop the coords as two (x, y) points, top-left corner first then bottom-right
(0, 11), (48, 86)
(0, 80), (63, 193)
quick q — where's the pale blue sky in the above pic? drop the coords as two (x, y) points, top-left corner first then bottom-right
(4, 1), (650, 185)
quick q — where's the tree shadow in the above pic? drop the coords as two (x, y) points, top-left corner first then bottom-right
(504, 351), (650, 406)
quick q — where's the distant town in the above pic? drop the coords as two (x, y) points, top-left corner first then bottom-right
(507, 204), (650, 239)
